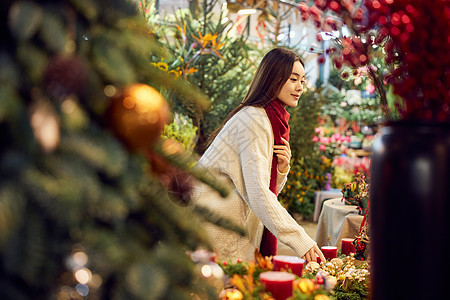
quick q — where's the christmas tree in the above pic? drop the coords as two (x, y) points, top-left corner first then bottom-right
(0, 0), (237, 298)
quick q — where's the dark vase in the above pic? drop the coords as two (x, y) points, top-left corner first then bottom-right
(370, 121), (450, 299)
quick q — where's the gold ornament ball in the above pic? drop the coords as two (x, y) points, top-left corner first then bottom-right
(108, 83), (170, 151)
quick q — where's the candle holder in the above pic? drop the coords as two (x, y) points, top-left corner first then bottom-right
(259, 271), (295, 300)
(341, 238), (356, 256)
(272, 255), (305, 277)
(315, 253), (321, 264)
(321, 246), (337, 261)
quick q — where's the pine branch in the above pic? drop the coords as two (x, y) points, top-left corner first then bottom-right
(150, 141), (231, 198)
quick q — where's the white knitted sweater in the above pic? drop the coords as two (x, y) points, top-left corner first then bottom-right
(192, 106), (316, 262)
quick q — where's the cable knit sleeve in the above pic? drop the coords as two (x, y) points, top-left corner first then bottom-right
(232, 107), (316, 258)
(276, 166), (289, 195)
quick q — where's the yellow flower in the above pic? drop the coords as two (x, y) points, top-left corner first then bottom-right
(156, 62), (169, 72)
(225, 289), (243, 300)
(296, 279), (315, 294)
(220, 288), (243, 300)
(168, 70), (180, 78)
(230, 275), (245, 293)
(287, 185), (291, 189)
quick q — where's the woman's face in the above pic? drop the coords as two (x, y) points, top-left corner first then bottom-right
(277, 61), (306, 107)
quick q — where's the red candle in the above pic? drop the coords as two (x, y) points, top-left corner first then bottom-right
(273, 255), (305, 277)
(259, 271), (295, 300)
(341, 238), (356, 256)
(321, 246), (337, 261)
(315, 253), (321, 264)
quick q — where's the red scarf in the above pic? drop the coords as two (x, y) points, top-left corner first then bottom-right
(260, 99), (290, 257)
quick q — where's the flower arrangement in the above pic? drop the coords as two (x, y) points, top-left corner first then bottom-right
(341, 172), (371, 260)
(218, 250), (370, 300)
(298, 0), (449, 122)
(341, 172), (369, 215)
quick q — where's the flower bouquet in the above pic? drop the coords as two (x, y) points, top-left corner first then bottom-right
(341, 172), (369, 215)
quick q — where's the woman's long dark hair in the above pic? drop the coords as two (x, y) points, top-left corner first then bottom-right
(206, 48), (304, 148)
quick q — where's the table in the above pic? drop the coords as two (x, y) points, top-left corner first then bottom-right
(312, 189), (343, 222)
(315, 198), (364, 249)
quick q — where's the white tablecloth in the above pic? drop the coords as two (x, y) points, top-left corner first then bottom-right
(313, 189), (343, 222)
(315, 198), (364, 249)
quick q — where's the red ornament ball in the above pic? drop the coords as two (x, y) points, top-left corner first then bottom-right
(167, 169), (194, 206)
(318, 54), (325, 64)
(108, 83), (170, 151)
(145, 139), (184, 175)
(44, 55), (87, 98)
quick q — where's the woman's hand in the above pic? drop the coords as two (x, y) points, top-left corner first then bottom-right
(274, 137), (291, 173)
(302, 245), (326, 264)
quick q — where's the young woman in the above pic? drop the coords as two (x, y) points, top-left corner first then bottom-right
(192, 48), (325, 263)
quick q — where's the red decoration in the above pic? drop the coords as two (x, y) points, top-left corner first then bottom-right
(318, 54), (325, 64)
(315, 253), (321, 264)
(44, 55), (87, 98)
(273, 255), (305, 277)
(320, 246), (337, 261)
(259, 271), (295, 300)
(108, 83), (170, 151)
(145, 139), (184, 175)
(297, 0), (450, 121)
(145, 139), (194, 206)
(166, 169), (194, 206)
(341, 238), (356, 256)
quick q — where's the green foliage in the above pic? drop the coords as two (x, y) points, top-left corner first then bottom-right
(334, 280), (370, 300)
(146, 0), (255, 153)
(162, 113), (198, 152)
(279, 155), (330, 218)
(0, 0), (227, 299)
(320, 88), (382, 126)
(218, 260), (248, 277)
(326, 43), (398, 124)
(287, 90), (323, 159)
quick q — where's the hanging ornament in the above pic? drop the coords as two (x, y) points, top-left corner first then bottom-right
(145, 139), (184, 175)
(44, 54), (87, 99)
(145, 139), (194, 206)
(29, 98), (60, 153)
(167, 169), (194, 206)
(108, 83), (170, 151)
